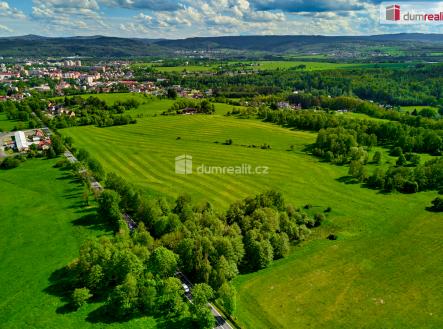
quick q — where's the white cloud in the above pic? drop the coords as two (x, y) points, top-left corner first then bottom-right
(0, 1), (26, 19)
(31, 0), (110, 34)
(100, 0), (180, 11)
(119, 0), (291, 37)
(0, 23), (12, 32)
(0, 0), (437, 38)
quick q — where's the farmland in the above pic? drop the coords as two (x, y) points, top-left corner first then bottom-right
(59, 98), (443, 328)
(132, 60), (412, 73)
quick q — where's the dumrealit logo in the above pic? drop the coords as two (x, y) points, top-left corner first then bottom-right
(174, 154), (269, 175)
(175, 154), (193, 174)
(381, 2), (443, 24)
(386, 4), (401, 21)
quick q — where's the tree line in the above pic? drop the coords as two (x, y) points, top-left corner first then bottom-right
(258, 108), (442, 156)
(163, 99), (215, 115)
(47, 96), (139, 129)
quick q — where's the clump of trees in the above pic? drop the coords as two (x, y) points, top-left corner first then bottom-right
(363, 157), (443, 194)
(314, 127), (368, 164)
(61, 171), (325, 322)
(0, 156), (25, 169)
(48, 96), (138, 129)
(0, 97), (48, 130)
(259, 108), (442, 156)
(164, 99), (215, 115)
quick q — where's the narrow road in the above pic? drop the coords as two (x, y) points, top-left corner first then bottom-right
(64, 150), (138, 231)
(176, 271), (234, 329)
(64, 150), (103, 192)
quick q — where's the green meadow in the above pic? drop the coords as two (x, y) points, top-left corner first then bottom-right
(0, 112), (22, 132)
(0, 159), (159, 329)
(59, 98), (443, 328)
(400, 105), (439, 115)
(133, 60), (412, 73)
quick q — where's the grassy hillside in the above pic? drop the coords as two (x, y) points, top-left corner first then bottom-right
(59, 99), (443, 328)
(0, 159), (158, 329)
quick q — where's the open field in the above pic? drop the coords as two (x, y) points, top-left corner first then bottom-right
(62, 111), (317, 208)
(60, 99), (443, 328)
(133, 60), (413, 72)
(0, 159), (159, 329)
(400, 105), (439, 114)
(0, 112), (21, 132)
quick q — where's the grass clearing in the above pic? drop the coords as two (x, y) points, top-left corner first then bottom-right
(59, 99), (443, 328)
(400, 105), (439, 114)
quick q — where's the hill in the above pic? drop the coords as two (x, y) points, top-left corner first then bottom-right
(1, 33), (443, 58)
(0, 35), (167, 57)
(156, 33), (443, 51)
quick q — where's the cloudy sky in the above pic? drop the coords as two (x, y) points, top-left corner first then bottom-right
(0, 0), (442, 38)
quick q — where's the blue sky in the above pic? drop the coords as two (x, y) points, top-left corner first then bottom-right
(0, 0), (442, 38)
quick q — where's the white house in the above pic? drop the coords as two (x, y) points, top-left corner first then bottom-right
(14, 131), (29, 151)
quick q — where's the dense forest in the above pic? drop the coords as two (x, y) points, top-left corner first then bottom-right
(140, 65), (443, 106)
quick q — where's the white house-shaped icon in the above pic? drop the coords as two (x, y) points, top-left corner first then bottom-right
(175, 154), (192, 174)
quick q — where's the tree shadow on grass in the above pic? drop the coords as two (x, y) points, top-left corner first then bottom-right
(156, 316), (194, 329)
(66, 200), (85, 209)
(71, 213), (111, 232)
(425, 206), (442, 213)
(86, 305), (120, 324)
(43, 266), (76, 314)
(56, 172), (83, 186)
(336, 175), (359, 184)
(85, 305), (188, 326)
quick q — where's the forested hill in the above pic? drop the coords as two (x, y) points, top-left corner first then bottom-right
(1, 33), (443, 57)
(0, 35), (166, 57)
(156, 33), (443, 50)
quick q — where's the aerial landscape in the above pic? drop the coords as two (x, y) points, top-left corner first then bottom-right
(0, 1), (442, 329)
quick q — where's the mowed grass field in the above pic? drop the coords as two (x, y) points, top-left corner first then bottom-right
(0, 159), (158, 329)
(60, 98), (443, 328)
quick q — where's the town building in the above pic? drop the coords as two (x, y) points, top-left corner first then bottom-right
(14, 131), (29, 151)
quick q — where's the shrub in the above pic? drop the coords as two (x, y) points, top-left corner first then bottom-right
(431, 197), (443, 211)
(314, 213), (326, 227)
(327, 234), (337, 240)
(372, 151), (382, 164)
(0, 157), (21, 169)
(72, 287), (92, 309)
